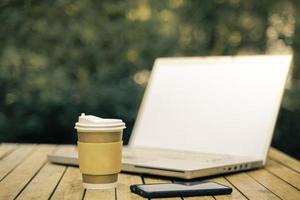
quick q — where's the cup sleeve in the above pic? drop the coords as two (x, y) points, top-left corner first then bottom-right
(78, 141), (122, 175)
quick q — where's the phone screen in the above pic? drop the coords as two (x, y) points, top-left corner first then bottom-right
(137, 181), (229, 192)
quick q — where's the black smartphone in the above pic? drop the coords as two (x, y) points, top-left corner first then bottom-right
(130, 181), (232, 198)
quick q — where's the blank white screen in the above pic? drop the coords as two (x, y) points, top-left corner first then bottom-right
(131, 55), (291, 162)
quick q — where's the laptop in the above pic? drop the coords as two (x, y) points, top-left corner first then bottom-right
(48, 55), (292, 179)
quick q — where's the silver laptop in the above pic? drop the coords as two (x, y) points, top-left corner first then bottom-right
(48, 55), (292, 179)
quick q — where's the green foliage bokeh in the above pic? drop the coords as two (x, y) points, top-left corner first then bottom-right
(0, 0), (299, 158)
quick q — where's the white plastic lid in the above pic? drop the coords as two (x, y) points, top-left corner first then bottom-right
(74, 113), (126, 132)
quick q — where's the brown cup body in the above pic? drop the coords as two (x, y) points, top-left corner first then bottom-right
(77, 131), (123, 185)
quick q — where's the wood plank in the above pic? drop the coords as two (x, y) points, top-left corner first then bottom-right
(17, 146), (72, 200)
(143, 177), (183, 200)
(117, 173), (143, 200)
(0, 145), (56, 200)
(16, 161), (66, 200)
(211, 177), (247, 200)
(265, 159), (300, 190)
(84, 188), (115, 200)
(225, 172), (280, 200)
(247, 169), (300, 200)
(50, 145), (84, 200)
(269, 148), (300, 173)
(0, 143), (18, 159)
(0, 144), (36, 181)
(50, 166), (84, 200)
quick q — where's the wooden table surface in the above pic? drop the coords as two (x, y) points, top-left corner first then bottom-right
(0, 144), (299, 200)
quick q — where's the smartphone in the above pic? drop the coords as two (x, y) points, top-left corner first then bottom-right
(130, 181), (232, 198)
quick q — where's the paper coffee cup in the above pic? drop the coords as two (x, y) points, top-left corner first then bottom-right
(75, 113), (125, 189)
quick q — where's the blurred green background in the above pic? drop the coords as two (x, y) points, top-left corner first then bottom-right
(0, 0), (299, 159)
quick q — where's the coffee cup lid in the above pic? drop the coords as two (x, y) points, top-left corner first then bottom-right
(74, 113), (126, 132)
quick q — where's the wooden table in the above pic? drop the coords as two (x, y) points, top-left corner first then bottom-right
(0, 144), (299, 200)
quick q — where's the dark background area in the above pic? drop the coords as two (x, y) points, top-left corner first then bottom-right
(0, 0), (299, 159)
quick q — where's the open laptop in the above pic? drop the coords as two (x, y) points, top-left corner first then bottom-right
(48, 55), (292, 179)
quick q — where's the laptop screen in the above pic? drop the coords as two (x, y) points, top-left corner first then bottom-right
(130, 55), (292, 163)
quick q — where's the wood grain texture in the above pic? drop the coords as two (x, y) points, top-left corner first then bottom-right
(269, 148), (300, 173)
(0, 143), (18, 159)
(51, 166), (84, 200)
(0, 145), (299, 200)
(0, 144), (36, 181)
(16, 146), (74, 200)
(17, 161), (66, 200)
(117, 173), (143, 200)
(225, 172), (280, 200)
(247, 169), (300, 200)
(211, 177), (247, 200)
(0, 145), (56, 200)
(265, 159), (300, 190)
(84, 188), (115, 200)
(50, 145), (82, 199)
